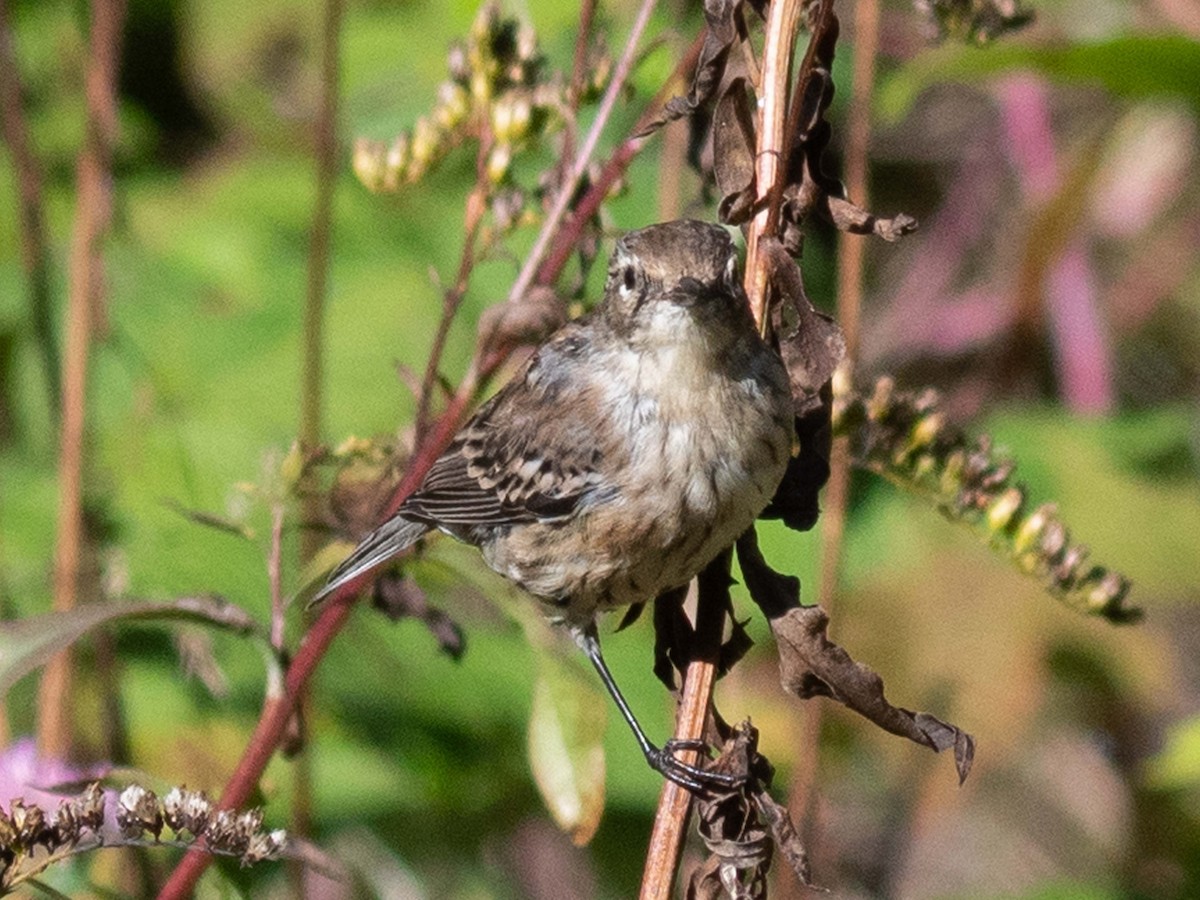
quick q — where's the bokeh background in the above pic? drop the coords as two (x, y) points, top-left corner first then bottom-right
(0, 0), (1197, 897)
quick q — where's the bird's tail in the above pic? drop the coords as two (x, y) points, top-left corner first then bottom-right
(310, 515), (431, 607)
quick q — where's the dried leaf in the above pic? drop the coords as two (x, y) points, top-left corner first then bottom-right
(753, 792), (815, 889)
(373, 571), (465, 660)
(652, 584), (692, 690)
(759, 398), (833, 532)
(763, 237), (845, 416)
(527, 651), (607, 846)
(713, 78), (759, 226)
(637, 0), (741, 136)
(162, 499), (254, 540)
(0, 596), (276, 698)
(825, 195), (919, 241)
(769, 604), (975, 783)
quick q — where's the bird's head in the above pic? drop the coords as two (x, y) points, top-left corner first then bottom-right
(601, 220), (754, 344)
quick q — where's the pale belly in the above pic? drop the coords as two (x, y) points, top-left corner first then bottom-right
(482, 384), (793, 627)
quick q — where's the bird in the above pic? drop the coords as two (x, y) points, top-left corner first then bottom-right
(313, 219), (795, 790)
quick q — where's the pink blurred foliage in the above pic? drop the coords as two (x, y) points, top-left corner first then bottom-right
(864, 70), (1197, 415)
(0, 736), (113, 824)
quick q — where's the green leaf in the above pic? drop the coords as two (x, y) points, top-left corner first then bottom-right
(1145, 714), (1200, 790)
(527, 645), (607, 846)
(0, 596), (275, 697)
(880, 34), (1200, 122)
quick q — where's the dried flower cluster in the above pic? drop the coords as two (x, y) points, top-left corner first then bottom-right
(0, 783), (105, 879)
(353, 2), (601, 192)
(0, 783), (286, 893)
(913, 0), (1034, 43)
(832, 374), (1138, 623)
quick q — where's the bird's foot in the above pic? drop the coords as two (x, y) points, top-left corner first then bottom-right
(647, 738), (747, 795)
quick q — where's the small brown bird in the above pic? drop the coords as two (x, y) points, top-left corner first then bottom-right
(314, 219), (794, 788)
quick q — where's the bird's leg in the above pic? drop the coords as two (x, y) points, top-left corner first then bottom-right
(575, 624), (744, 794)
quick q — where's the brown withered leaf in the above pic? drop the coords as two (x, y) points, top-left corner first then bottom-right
(652, 583), (692, 690)
(826, 195), (918, 242)
(772, 605), (974, 783)
(687, 725), (815, 896)
(753, 791), (816, 890)
(637, 0), (740, 137)
(374, 571), (465, 660)
(651, 551), (744, 690)
(713, 78), (759, 225)
(759, 398), (833, 532)
(736, 533), (975, 783)
(763, 237), (845, 417)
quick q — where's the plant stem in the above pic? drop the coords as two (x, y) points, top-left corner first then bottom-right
(0, 0), (59, 416)
(37, 0), (126, 760)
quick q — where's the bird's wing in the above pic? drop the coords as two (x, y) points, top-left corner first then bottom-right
(402, 324), (617, 530)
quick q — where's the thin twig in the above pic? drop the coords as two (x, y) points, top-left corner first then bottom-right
(414, 148), (490, 438)
(506, 0), (659, 306)
(568, 0), (598, 112)
(0, 0), (59, 415)
(37, 0), (127, 759)
(299, 0), (342, 561)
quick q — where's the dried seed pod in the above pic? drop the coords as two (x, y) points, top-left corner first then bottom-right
(117, 785), (162, 840)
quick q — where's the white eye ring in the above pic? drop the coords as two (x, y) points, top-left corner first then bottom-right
(724, 255), (739, 288)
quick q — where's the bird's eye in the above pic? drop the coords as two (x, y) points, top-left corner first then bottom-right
(622, 265), (637, 293)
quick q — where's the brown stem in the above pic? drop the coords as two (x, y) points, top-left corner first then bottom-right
(639, 575), (725, 899)
(414, 151), (490, 438)
(745, 0), (806, 331)
(37, 0), (126, 760)
(567, 0), (598, 112)
(0, 0), (59, 415)
(299, 0), (342, 560)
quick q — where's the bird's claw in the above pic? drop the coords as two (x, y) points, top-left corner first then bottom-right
(647, 739), (747, 795)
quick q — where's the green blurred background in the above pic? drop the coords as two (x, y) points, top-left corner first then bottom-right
(0, 0), (1198, 896)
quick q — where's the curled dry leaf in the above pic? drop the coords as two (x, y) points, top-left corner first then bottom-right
(649, 553), (751, 691)
(763, 237), (845, 417)
(713, 78), (759, 225)
(826, 195), (919, 242)
(373, 570), (465, 659)
(637, 0), (741, 137)
(736, 530), (975, 783)
(687, 724), (814, 897)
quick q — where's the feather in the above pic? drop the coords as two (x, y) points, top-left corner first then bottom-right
(310, 515), (430, 606)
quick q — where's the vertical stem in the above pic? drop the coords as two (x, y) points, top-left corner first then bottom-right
(745, 0), (805, 329)
(37, 0), (126, 759)
(0, 0), (59, 415)
(299, 0), (342, 547)
(639, 578), (723, 899)
(295, 2), (341, 894)
(642, 2), (806, 890)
